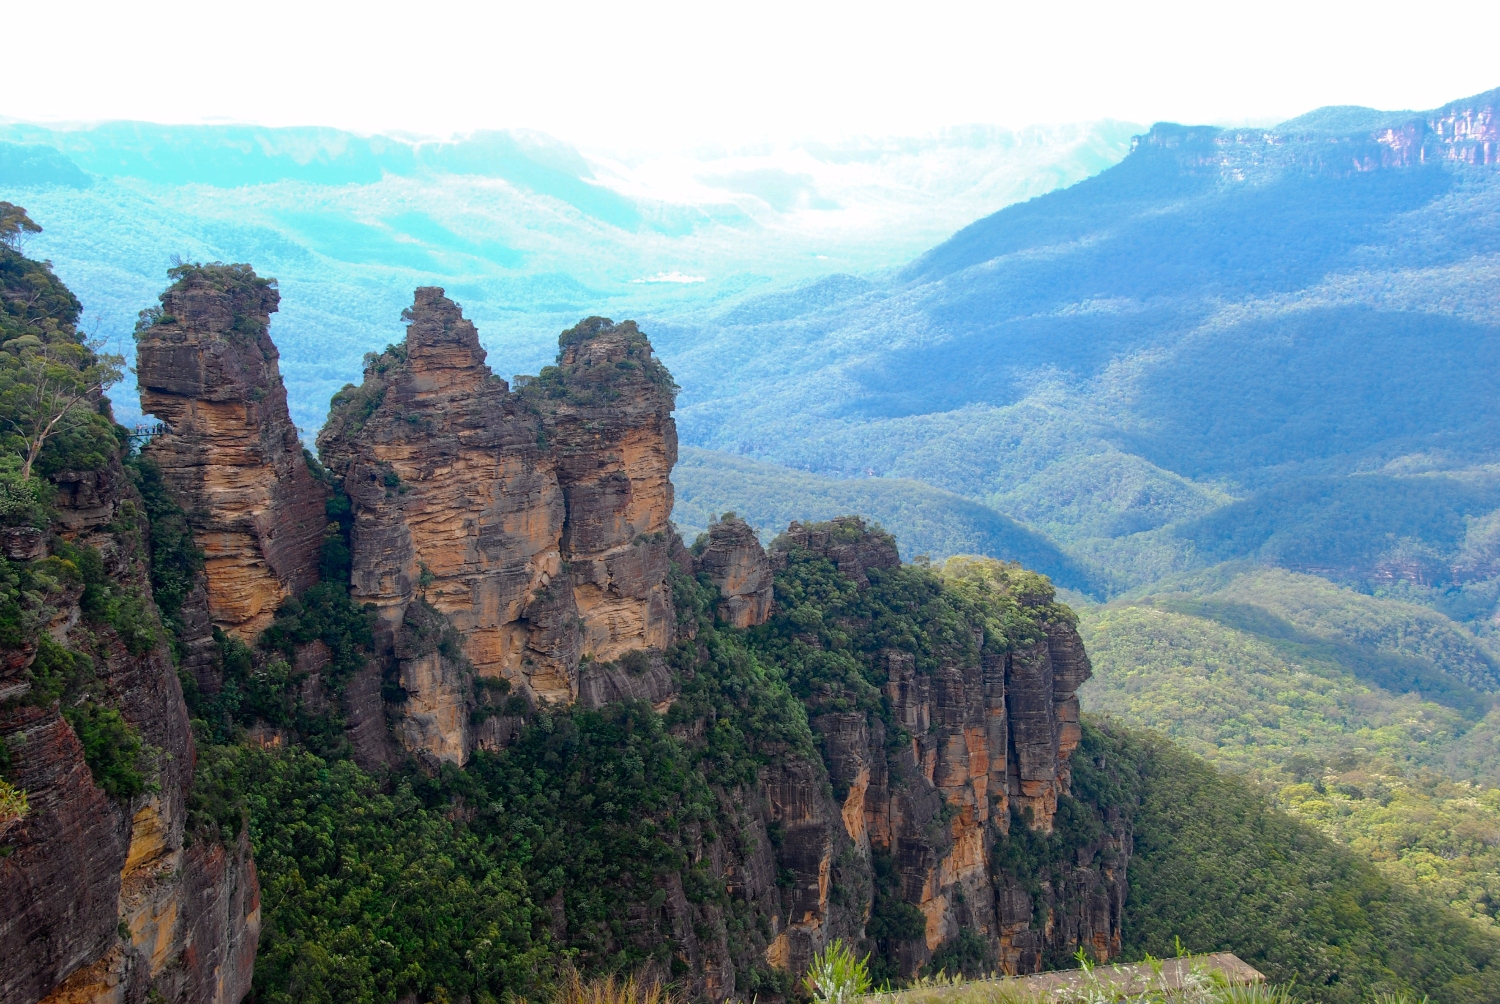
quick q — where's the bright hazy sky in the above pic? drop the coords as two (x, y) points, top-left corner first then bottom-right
(10, 0), (1500, 148)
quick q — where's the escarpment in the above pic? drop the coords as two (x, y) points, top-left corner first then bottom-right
(136, 264), (327, 643)
(0, 402), (257, 998)
(759, 518), (1124, 976)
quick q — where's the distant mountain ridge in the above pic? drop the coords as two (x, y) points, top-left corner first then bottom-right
(0, 122), (643, 225)
(0, 118), (1135, 434)
(654, 86), (1500, 624)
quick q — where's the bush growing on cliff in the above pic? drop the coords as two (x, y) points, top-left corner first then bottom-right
(127, 454), (203, 650)
(0, 208), (124, 480)
(0, 777), (27, 835)
(62, 701), (145, 799)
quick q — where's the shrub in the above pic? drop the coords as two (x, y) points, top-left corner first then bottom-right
(803, 938), (872, 1003)
(62, 702), (145, 799)
(0, 777), (28, 834)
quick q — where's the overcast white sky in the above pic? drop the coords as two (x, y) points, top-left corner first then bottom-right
(8, 0), (1499, 148)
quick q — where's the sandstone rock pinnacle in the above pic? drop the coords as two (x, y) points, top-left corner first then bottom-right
(318, 289), (581, 762)
(136, 263), (328, 641)
(695, 514), (773, 627)
(533, 317), (680, 660)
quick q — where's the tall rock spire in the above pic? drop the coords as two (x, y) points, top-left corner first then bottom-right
(135, 263), (327, 641)
(318, 288), (581, 763)
(535, 317), (679, 659)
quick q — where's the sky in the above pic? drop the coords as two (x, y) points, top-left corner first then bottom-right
(8, 0), (1500, 149)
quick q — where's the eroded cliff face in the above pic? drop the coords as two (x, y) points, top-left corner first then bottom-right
(1, 453), (258, 1004)
(762, 520), (1126, 978)
(136, 264), (327, 643)
(317, 288), (577, 764)
(1133, 86), (1500, 182)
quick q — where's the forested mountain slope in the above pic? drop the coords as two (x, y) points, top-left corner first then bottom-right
(659, 87), (1500, 634)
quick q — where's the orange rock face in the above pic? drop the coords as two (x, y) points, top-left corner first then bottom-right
(318, 289), (578, 762)
(318, 296), (681, 765)
(136, 264), (327, 642)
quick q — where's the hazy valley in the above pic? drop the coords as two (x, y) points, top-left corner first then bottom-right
(2, 84), (1500, 1004)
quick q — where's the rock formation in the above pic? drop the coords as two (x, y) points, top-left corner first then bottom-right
(695, 514), (774, 627)
(136, 264), (327, 643)
(22, 264), (1123, 996)
(763, 521), (1124, 976)
(534, 316), (679, 658)
(772, 516), (903, 588)
(318, 294), (682, 765)
(1, 454), (259, 1004)
(316, 289), (582, 753)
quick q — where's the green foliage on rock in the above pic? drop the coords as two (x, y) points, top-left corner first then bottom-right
(750, 546), (1070, 716)
(127, 454), (203, 651)
(61, 701), (144, 799)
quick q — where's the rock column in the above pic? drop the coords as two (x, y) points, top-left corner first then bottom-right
(136, 264), (327, 642)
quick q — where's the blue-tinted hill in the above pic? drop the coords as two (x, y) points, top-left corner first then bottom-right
(659, 87), (1500, 624)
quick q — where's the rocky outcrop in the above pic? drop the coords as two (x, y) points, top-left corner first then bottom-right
(137, 263), (327, 643)
(765, 526), (1124, 978)
(695, 515), (773, 627)
(534, 317), (678, 660)
(772, 516), (901, 588)
(317, 288), (580, 766)
(758, 754), (869, 978)
(319, 294), (684, 765)
(2, 451), (259, 1004)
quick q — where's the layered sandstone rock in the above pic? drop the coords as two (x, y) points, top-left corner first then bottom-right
(136, 263), (327, 642)
(3, 452), (259, 1004)
(766, 525), (1124, 978)
(0, 703), (128, 1003)
(695, 515), (773, 627)
(318, 289), (580, 762)
(533, 317), (678, 660)
(319, 298), (683, 765)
